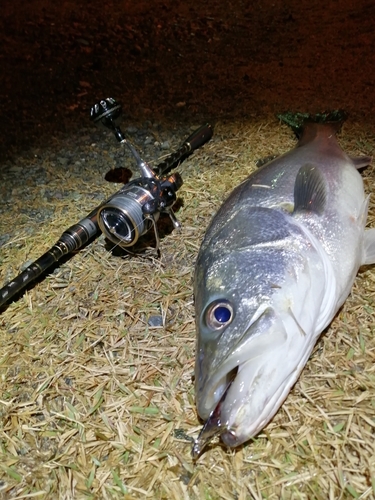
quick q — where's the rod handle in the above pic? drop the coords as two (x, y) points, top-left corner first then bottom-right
(183, 123), (213, 153)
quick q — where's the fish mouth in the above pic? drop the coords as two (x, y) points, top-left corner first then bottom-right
(192, 312), (305, 459)
(193, 332), (319, 459)
(192, 366), (238, 460)
(192, 357), (289, 460)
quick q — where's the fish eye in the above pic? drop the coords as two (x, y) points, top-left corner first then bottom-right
(206, 300), (234, 330)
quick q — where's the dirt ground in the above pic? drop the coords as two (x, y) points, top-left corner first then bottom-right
(1, 1), (375, 499)
(1, 0), (375, 160)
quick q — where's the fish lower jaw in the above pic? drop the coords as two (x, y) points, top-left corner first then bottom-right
(220, 428), (258, 448)
(220, 429), (238, 447)
(193, 363), (289, 457)
(220, 421), (266, 448)
(217, 358), (302, 447)
(220, 418), (267, 447)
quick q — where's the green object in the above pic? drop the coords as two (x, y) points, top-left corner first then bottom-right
(277, 110), (349, 136)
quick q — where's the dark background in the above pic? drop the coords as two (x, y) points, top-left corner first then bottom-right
(1, 0), (374, 164)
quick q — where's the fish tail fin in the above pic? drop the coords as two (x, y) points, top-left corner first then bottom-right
(277, 110), (348, 139)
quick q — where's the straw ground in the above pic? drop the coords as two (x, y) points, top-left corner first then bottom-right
(1, 117), (375, 499)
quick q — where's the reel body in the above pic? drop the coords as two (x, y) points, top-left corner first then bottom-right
(97, 172), (182, 248)
(98, 184), (156, 247)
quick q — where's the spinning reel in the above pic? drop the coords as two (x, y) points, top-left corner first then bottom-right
(0, 98), (213, 307)
(90, 98), (183, 249)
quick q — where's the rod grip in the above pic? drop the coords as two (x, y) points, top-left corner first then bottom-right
(183, 123), (213, 152)
(0, 248), (61, 307)
(154, 123), (213, 176)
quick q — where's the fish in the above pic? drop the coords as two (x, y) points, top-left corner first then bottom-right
(192, 112), (375, 458)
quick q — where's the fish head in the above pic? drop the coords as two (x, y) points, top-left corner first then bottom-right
(194, 253), (290, 447)
(193, 207), (329, 453)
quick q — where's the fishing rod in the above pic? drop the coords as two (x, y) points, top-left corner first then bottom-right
(0, 98), (213, 307)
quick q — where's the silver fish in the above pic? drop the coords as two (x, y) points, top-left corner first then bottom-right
(192, 113), (375, 458)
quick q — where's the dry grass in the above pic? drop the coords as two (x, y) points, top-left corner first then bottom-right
(1, 117), (375, 499)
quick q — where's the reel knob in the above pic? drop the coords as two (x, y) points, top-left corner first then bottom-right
(90, 98), (122, 131)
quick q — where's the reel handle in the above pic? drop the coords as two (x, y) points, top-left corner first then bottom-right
(90, 98), (124, 142)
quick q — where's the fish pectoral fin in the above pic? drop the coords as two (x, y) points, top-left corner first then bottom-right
(362, 228), (375, 265)
(350, 155), (372, 170)
(293, 164), (327, 215)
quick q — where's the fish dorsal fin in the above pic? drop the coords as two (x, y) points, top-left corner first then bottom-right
(293, 164), (327, 215)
